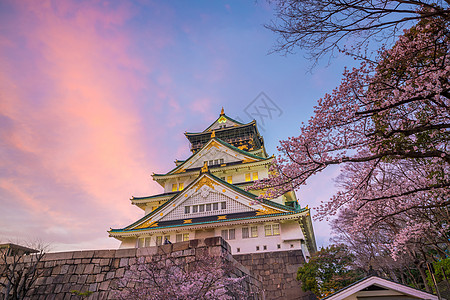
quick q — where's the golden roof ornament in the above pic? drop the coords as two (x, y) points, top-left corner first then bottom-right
(220, 107), (225, 115)
(201, 161), (209, 173)
(211, 130), (215, 138)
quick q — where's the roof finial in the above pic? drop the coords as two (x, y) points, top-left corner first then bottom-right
(211, 130), (215, 138)
(201, 161), (209, 173)
(220, 107), (224, 115)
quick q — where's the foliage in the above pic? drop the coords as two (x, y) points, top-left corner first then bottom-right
(70, 290), (94, 298)
(115, 250), (253, 300)
(256, 14), (450, 258)
(426, 258), (450, 290)
(296, 244), (364, 298)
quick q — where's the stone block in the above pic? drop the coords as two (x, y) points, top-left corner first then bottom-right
(119, 257), (129, 267)
(115, 248), (136, 258)
(183, 248), (195, 256)
(60, 264), (70, 274)
(83, 263), (94, 274)
(99, 280), (109, 291)
(157, 244), (172, 255)
(45, 251), (74, 261)
(112, 258), (120, 268)
(96, 273), (105, 282)
(61, 283), (72, 293)
(75, 264), (85, 274)
(93, 265), (102, 273)
(95, 249), (116, 258)
(86, 274), (96, 284)
(137, 246), (158, 257)
(99, 258), (111, 266)
(171, 250), (183, 257)
(92, 258), (100, 264)
(172, 241), (190, 252)
(105, 271), (116, 280)
(89, 282), (98, 291)
(78, 274), (88, 284)
(116, 267), (125, 277)
(52, 265), (61, 275)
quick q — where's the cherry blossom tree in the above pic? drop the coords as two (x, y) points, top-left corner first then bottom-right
(255, 15), (449, 256)
(115, 250), (253, 300)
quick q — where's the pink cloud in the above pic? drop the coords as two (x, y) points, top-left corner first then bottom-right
(0, 0), (176, 250)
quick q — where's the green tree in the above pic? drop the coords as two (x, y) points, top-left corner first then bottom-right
(297, 244), (364, 298)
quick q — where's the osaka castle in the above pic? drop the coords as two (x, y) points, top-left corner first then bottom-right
(109, 108), (317, 258)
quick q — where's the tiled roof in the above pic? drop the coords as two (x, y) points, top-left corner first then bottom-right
(110, 209), (304, 233)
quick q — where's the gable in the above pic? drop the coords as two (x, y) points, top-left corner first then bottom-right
(170, 139), (260, 174)
(205, 115), (242, 132)
(325, 276), (439, 300)
(163, 185), (254, 221)
(130, 174), (289, 230)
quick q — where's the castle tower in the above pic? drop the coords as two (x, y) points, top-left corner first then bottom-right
(109, 109), (317, 259)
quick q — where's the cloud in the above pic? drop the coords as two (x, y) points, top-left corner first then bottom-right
(0, 0), (173, 250)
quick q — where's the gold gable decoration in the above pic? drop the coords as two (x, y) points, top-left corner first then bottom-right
(134, 219), (158, 229)
(201, 161), (209, 173)
(256, 206), (284, 216)
(194, 176), (217, 191)
(205, 140), (220, 151)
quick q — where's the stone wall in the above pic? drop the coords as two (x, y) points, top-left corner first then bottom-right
(234, 250), (316, 300)
(1, 237), (262, 300)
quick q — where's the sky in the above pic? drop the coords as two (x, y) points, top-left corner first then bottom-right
(0, 0), (357, 252)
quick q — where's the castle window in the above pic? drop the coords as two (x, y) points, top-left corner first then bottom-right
(221, 202), (226, 209)
(265, 224), (280, 236)
(251, 226), (258, 238)
(176, 234), (182, 243)
(263, 245), (267, 250)
(213, 203), (219, 210)
(242, 227), (249, 239)
(214, 159), (218, 165)
(199, 204), (205, 212)
(227, 176), (232, 184)
(221, 230), (228, 240)
(245, 173), (251, 182)
(185, 206), (190, 214)
(273, 224), (280, 235)
(220, 159), (224, 164)
(209, 160), (213, 166)
(192, 205), (198, 213)
(156, 236), (163, 246)
(179, 183), (184, 191)
(277, 244), (281, 249)
(243, 226), (258, 238)
(252, 172), (258, 180)
(206, 204), (211, 211)
(221, 229), (235, 240)
(172, 184), (177, 192)
(256, 246), (260, 251)
(183, 233), (189, 241)
(237, 248), (240, 253)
